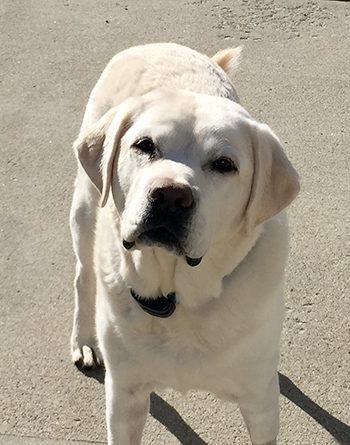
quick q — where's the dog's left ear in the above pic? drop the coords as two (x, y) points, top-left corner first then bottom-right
(74, 97), (139, 207)
(245, 122), (300, 229)
(212, 47), (242, 78)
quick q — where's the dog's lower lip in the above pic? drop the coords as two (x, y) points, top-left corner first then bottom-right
(139, 227), (181, 250)
(140, 227), (177, 242)
(186, 256), (202, 267)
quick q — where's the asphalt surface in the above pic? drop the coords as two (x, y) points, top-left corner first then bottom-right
(1, 1), (349, 444)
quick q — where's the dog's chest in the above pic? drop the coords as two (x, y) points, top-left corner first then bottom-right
(99, 280), (249, 394)
(95, 208), (286, 393)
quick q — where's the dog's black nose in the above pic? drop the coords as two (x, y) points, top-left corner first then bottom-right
(149, 183), (194, 212)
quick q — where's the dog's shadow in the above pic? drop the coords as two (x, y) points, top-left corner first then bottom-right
(81, 367), (350, 445)
(278, 373), (350, 444)
(150, 392), (207, 444)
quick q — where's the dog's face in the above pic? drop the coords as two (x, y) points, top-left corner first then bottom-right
(115, 91), (255, 262)
(75, 90), (299, 265)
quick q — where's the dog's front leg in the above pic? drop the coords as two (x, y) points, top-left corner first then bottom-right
(241, 403), (279, 445)
(70, 170), (102, 368)
(237, 372), (280, 445)
(252, 441), (276, 445)
(105, 370), (151, 445)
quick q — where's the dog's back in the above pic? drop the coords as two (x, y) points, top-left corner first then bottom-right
(81, 43), (241, 131)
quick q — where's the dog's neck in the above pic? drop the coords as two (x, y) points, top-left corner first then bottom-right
(117, 217), (262, 309)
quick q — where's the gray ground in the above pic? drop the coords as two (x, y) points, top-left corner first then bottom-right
(1, 0), (349, 444)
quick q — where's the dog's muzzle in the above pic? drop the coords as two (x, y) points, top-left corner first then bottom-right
(137, 182), (195, 253)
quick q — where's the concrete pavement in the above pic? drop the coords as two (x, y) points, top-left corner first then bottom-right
(1, 0), (349, 444)
(0, 437), (103, 445)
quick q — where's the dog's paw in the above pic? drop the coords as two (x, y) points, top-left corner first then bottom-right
(71, 343), (103, 369)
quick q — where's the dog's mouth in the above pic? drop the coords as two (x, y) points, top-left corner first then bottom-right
(138, 226), (182, 252)
(123, 228), (203, 267)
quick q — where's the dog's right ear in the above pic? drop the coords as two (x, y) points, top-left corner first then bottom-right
(74, 98), (139, 207)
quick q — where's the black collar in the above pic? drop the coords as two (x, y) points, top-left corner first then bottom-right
(130, 289), (176, 318)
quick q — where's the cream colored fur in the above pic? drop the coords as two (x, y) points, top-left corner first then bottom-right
(70, 43), (299, 445)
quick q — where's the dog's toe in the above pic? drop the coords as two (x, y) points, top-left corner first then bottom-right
(72, 344), (103, 369)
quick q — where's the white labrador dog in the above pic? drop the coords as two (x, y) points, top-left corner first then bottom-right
(70, 43), (299, 445)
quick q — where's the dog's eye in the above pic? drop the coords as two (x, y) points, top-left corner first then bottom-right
(133, 137), (156, 155)
(211, 157), (238, 174)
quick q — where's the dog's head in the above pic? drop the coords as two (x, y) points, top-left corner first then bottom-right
(75, 89), (299, 265)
